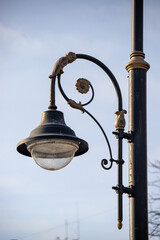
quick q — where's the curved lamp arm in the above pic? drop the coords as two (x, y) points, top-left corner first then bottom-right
(49, 52), (123, 111)
(49, 52), (125, 170)
(76, 54), (123, 111)
(49, 52), (129, 229)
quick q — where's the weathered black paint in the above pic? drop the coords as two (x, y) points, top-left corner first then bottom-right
(129, 0), (148, 239)
(129, 69), (148, 239)
(132, 0), (143, 51)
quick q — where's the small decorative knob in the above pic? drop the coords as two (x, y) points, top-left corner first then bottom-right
(115, 110), (127, 130)
(75, 78), (90, 94)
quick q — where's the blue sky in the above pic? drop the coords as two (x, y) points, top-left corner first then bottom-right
(0, 0), (160, 240)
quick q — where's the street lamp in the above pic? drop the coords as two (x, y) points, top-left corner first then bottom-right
(17, 51), (132, 230)
(17, 0), (150, 239)
(17, 108), (88, 171)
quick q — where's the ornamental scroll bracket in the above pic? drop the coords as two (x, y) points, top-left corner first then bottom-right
(67, 78), (91, 113)
(50, 52), (131, 230)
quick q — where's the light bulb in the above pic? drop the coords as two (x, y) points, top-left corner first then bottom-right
(27, 139), (79, 170)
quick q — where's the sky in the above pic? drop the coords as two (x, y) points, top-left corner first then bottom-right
(0, 0), (160, 240)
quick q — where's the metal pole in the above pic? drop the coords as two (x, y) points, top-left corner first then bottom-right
(117, 133), (123, 229)
(126, 0), (150, 239)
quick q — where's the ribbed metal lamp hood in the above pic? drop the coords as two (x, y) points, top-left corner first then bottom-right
(17, 110), (89, 158)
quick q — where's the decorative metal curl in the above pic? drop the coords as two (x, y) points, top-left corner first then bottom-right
(101, 158), (113, 170)
(81, 83), (94, 107)
(57, 74), (114, 165)
(57, 74), (95, 108)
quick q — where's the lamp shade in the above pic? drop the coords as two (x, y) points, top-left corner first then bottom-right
(17, 110), (88, 170)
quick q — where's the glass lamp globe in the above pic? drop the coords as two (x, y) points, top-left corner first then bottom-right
(27, 139), (79, 170)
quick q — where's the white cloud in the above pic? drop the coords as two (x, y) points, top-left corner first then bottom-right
(0, 24), (44, 56)
(0, 23), (124, 62)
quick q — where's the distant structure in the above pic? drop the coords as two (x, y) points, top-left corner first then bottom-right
(56, 209), (80, 240)
(65, 220), (68, 240)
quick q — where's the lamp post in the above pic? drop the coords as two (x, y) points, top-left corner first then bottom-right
(17, 0), (149, 239)
(126, 0), (150, 239)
